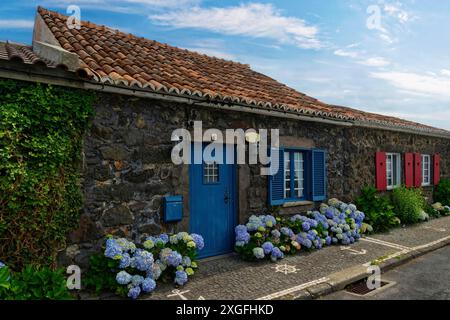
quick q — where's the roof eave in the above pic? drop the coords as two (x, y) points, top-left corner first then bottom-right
(1, 63), (449, 139)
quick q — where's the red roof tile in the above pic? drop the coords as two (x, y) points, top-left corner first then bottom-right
(2, 7), (449, 137)
(0, 41), (55, 68)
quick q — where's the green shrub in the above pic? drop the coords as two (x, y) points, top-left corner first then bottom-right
(355, 187), (400, 232)
(433, 180), (450, 206)
(0, 79), (95, 269)
(83, 254), (128, 297)
(0, 265), (73, 300)
(391, 187), (426, 224)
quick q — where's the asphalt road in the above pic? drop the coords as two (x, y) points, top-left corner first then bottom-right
(322, 245), (450, 300)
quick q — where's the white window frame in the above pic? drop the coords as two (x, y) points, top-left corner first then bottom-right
(283, 150), (305, 200)
(422, 154), (431, 186)
(386, 153), (401, 190)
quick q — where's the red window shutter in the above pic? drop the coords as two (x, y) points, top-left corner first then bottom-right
(404, 153), (414, 187)
(376, 152), (387, 191)
(414, 153), (422, 187)
(433, 154), (441, 185)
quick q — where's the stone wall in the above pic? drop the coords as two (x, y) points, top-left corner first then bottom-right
(60, 92), (450, 267)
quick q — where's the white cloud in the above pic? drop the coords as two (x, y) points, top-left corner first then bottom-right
(333, 48), (390, 68)
(149, 3), (321, 49)
(334, 49), (358, 58)
(358, 57), (390, 67)
(370, 71), (450, 98)
(440, 69), (450, 76)
(383, 3), (410, 24)
(379, 33), (396, 44)
(0, 19), (34, 29)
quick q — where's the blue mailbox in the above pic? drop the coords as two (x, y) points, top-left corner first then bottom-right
(163, 195), (183, 223)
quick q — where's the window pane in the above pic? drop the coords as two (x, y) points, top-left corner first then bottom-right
(392, 154), (398, 185)
(293, 152), (304, 198)
(203, 162), (219, 183)
(284, 152), (290, 198)
(422, 155), (430, 184)
(386, 155), (392, 187)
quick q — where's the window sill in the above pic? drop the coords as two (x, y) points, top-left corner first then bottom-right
(282, 200), (314, 208)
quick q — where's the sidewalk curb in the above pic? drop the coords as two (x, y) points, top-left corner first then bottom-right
(280, 237), (450, 300)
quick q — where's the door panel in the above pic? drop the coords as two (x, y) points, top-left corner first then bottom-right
(190, 143), (236, 258)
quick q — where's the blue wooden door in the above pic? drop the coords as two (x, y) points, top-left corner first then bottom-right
(190, 144), (236, 258)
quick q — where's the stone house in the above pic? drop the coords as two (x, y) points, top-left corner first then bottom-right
(0, 7), (449, 262)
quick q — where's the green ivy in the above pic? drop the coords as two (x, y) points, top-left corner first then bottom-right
(0, 79), (95, 269)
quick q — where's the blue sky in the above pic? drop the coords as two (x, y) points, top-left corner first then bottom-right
(1, 1), (450, 130)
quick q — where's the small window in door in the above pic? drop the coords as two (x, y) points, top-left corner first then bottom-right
(203, 162), (219, 184)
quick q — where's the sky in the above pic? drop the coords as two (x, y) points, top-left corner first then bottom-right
(1, 1), (450, 130)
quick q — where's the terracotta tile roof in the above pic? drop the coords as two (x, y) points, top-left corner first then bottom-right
(3, 7), (449, 136)
(0, 41), (58, 68)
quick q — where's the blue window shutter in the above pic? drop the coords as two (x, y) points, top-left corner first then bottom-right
(312, 149), (327, 201)
(268, 148), (284, 206)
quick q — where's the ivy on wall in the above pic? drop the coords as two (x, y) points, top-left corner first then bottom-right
(0, 79), (95, 269)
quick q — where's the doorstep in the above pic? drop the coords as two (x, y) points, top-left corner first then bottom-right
(138, 216), (450, 300)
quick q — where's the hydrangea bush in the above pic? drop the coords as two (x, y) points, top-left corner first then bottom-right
(90, 232), (204, 299)
(235, 199), (365, 261)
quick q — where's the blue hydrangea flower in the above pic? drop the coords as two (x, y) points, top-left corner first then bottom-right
(325, 236), (332, 246)
(158, 233), (169, 244)
(175, 270), (188, 286)
(280, 227), (294, 237)
(182, 256), (192, 267)
(304, 239), (312, 249)
(167, 251), (182, 267)
(235, 225), (247, 234)
(132, 249), (154, 272)
(0, 261), (5, 269)
(142, 278), (157, 293)
(235, 230), (250, 243)
(191, 233), (205, 250)
(302, 222), (310, 231)
(148, 262), (162, 280)
(271, 229), (281, 239)
(104, 239), (122, 259)
(253, 247), (265, 259)
(262, 242), (274, 255)
(235, 225), (251, 244)
(271, 247), (283, 260)
(119, 252), (131, 269)
(131, 275), (145, 286)
(262, 215), (276, 227)
(115, 238), (136, 252)
(128, 286), (141, 300)
(116, 271), (132, 285)
(246, 215), (264, 231)
(325, 208), (335, 219)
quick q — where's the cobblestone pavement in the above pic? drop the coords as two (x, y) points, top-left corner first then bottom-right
(321, 245), (450, 300)
(143, 216), (450, 300)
